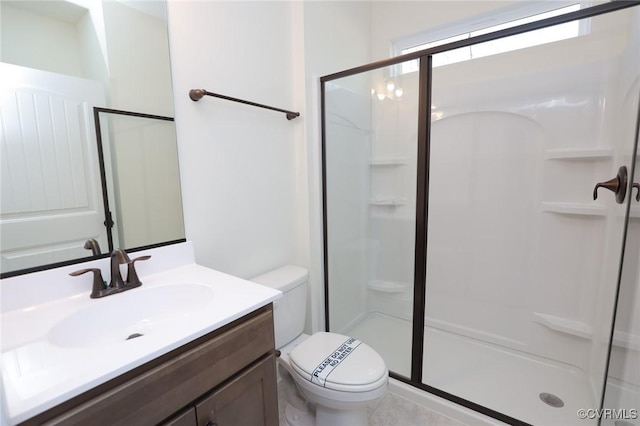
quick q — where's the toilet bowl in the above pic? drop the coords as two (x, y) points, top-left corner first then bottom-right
(251, 266), (388, 426)
(279, 332), (388, 425)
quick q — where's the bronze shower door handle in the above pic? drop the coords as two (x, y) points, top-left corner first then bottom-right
(633, 182), (640, 201)
(593, 166), (628, 204)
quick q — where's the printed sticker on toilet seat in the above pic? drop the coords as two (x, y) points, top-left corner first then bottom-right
(311, 337), (362, 387)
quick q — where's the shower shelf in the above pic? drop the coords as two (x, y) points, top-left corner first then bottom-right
(612, 330), (640, 351)
(533, 312), (592, 339)
(544, 147), (613, 160)
(541, 202), (607, 216)
(369, 158), (408, 166)
(369, 198), (407, 207)
(368, 280), (407, 293)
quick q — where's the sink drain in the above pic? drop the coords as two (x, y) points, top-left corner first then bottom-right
(539, 392), (564, 408)
(126, 333), (144, 340)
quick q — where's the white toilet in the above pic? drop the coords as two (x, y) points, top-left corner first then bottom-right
(251, 265), (388, 426)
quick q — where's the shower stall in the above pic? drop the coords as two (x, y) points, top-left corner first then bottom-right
(321, 3), (640, 425)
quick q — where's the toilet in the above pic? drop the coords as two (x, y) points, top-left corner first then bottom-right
(251, 265), (388, 426)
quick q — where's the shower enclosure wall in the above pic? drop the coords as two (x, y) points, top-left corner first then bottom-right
(322, 4), (640, 426)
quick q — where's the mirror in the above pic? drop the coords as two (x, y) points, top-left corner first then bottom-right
(0, 0), (185, 277)
(95, 108), (184, 252)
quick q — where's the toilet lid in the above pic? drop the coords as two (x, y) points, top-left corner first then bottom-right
(288, 332), (387, 391)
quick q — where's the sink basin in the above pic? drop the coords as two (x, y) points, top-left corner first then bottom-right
(48, 283), (214, 348)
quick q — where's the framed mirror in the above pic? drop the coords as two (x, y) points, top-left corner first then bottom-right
(0, 0), (185, 277)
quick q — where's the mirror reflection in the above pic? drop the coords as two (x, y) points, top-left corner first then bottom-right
(0, 0), (185, 276)
(96, 109), (184, 252)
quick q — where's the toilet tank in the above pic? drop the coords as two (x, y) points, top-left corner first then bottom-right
(251, 265), (308, 349)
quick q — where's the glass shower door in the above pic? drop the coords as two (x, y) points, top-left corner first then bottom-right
(601, 8), (640, 422)
(424, 7), (640, 425)
(602, 148), (640, 426)
(323, 61), (419, 379)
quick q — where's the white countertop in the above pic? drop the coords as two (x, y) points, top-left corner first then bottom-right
(0, 243), (281, 425)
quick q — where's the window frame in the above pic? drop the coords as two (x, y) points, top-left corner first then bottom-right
(392, 0), (594, 73)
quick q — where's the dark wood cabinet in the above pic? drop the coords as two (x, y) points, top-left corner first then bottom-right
(159, 354), (278, 426)
(24, 305), (278, 426)
(195, 355), (278, 426)
(161, 408), (197, 426)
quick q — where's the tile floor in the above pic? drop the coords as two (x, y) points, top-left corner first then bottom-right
(277, 374), (467, 426)
(367, 392), (467, 426)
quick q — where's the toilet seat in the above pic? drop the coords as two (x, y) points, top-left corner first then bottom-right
(288, 332), (387, 392)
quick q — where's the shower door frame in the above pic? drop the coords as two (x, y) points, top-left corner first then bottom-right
(320, 1), (640, 425)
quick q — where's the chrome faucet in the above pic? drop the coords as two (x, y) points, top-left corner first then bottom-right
(70, 249), (151, 298)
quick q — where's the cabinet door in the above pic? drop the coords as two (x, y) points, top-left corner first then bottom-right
(196, 354), (278, 426)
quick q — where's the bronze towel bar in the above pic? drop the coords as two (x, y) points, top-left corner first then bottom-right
(189, 89), (300, 120)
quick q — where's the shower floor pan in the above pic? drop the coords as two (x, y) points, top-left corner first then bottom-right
(345, 312), (597, 426)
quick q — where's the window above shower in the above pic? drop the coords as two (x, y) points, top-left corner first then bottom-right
(393, 1), (593, 74)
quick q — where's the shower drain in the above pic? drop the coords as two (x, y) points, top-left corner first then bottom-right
(539, 392), (564, 408)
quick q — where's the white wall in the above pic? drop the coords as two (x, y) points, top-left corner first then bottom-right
(166, 0), (371, 334)
(167, 1), (300, 281)
(1, 3), (85, 77)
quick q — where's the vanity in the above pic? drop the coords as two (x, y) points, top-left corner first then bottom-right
(1, 243), (282, 426)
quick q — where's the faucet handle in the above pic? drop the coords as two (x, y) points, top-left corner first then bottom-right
(125, 255), (151, 288)
(70, 268), (114, 299)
